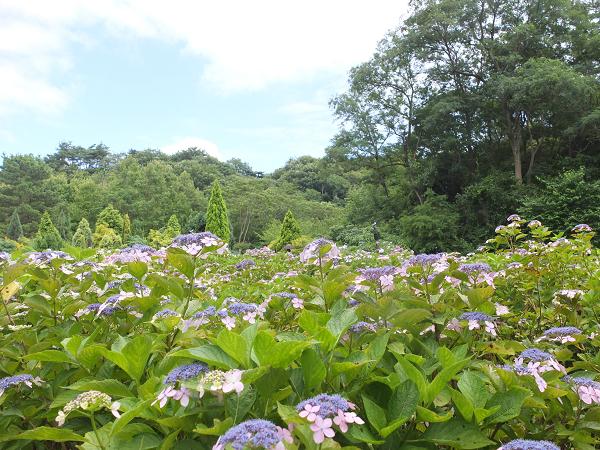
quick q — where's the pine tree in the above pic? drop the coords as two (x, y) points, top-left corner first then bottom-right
(148, 215), (182, 247)
(6, 208), (23, 240)
(205, 180), (230, 242)
(93, 223), (122, 248)
(122, 214), (131, 243)
(165, 214), (181, 238)
(96, 204), (124, 237)
(55, 207), (71, 240)
(34, 211), (63, 250)
(72, 218), (93, 248)
(273, 210), (301, 251)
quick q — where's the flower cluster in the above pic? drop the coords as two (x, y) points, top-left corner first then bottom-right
(572, 223), (592, 233)
(74, 302), (121, 318)
(564, 376), (600, 405)
(154, 363), (208, 408)
(235, 259), (256, 270)
(537, 326), (582, 344)
(349, 321), (377, 334)
(271, 292), (303, 309)
(356, 266), (396, 292)
(197, 369), (244, 398)
(299, 238), (340, 264)
(458, 312), (497, 336)
(296, 394), (364, 444)
(26, 250), (73, 266)
(213, 419), (292, 450)
(0, 374), (42, 397)
(170, 232), (226, 256)
(220, 300), (262, 329)
(498, 439), (559, 450)
(104, 244), (159, 264)
(56, 390), (120, 426)
(507, 349), (566, 392)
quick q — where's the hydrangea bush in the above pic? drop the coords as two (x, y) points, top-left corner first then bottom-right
(0, 220), (599, 449)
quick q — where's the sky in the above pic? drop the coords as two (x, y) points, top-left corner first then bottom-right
(0, 1), (409, 172)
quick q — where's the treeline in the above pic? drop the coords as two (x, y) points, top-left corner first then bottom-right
(1, 0), (599, 252)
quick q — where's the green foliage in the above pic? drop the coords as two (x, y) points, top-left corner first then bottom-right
(93, 223), (122, 248)
(96, 204), (124, 237)
(54, 206), (71, 240)
(398, 191), (463, 253)
(122, 213), (131, 243)
(272, 210), (301, 251)
(33, 211), (63, 250)
(6, 208), (23, 241)
(205, 180), (231, 242)
(520, 168), (600, 233)
(147, 214), (181, 247)
(71, 218), (93, 248)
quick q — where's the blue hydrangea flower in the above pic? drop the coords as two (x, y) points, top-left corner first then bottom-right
(518, 348), (554, 362)
(153, 309), (180, 319)
(0, 374), (40, 396)
(215, 419), (282, 450)
(235, 259), (256, 270)
(458, 263), (491, 274)
(164, 363), (208, 385)
(356, 266), (396, 281)
(542, 326), (581, 337)
(406, 253), (445, 267)
(349, 322), (377, 334)
(296, 394), (350, 418)
(498, 439), (560, 450)
(459, 312), (494, 322)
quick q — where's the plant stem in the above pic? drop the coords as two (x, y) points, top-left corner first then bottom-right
(90, 413), (106, 450)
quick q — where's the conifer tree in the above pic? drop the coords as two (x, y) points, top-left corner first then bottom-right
(34, 211), (63, 250)
(55, 207), (71, 240)
(96, 204), (124, 237)
(165, 214), (181, 238)
(273, 210), (301, 251)
(205, 180), (230, 242)
(122, 213), (131, 243)
(72, 218), (93, 248)
(6, 208), (23, 240)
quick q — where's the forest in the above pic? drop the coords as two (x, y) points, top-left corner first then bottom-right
(1, 0), (599, 253)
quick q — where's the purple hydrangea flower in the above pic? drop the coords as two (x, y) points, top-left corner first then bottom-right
(356, 266), (396, 281)
(272, 292), (298, 299)
(296, 394), (350, 418)
(572, 224), (592, 233)
(406, 253), (445, 267)
(215, 419), (282, 450)
(170, 232), (225, 256)
(0, 374), (41, 396)
(518, 348), (554, 362)
(153, 309), (180, 319)
(164, 363), (208, 385)
(235, 259), (256, 270)
(191, 306), (217, 319)
(542, 326), (582, 337)
(349, 322), (377, 334)
(459, 312), (494, 322)
(498, 439), (559, 450)
(227, 302), (258, 316)
(458, 263), (491, 274)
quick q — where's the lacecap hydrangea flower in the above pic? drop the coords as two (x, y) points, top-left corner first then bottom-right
(497, 439), (559, 450)
(536, 326), (582, 344)
(170, 232), (226, 256)
(296, 394), (364, 444)
(213, 419), (293, 450)
(563, 376), (600, 405)
(0, 374), (43, 397)
(299, 238), (340, 264)
(458, 312), (497, 336)
(154, 362), (208, 408)
(356, 266), (396, 292)
(56, 390), (120, 426)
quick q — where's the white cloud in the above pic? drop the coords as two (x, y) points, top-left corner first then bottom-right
(161, 136), (222, 159)
(0, 0), (409, 116)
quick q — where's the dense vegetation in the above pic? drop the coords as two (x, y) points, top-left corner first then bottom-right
(1, 0), (599, 253)
(1, 219), (600, 449)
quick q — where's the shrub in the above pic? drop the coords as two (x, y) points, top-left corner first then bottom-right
(72, 218), (93, 248)
(96, 204), (124, 237)
(33, 211), (63, 250)
(272, 210), (301, 251)
(205, 180), (231, 242)
(93, 223), (122, 248)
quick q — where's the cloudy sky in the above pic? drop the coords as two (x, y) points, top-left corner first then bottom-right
(0, 1), (408, 172)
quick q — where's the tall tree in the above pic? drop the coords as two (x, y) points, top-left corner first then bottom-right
(72, 218), (93, 248)
(6, 208), (23, 240)
(273, 210), (302, 251)
(205, 180), (231, 242)
(34, 211), (63, 250)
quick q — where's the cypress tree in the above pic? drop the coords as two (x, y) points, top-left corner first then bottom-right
(72, 218), (93, 248)
(96, 204), (124, 237)
(274, 210), (301, 251)
(6, 208), (23, 240)
(34, 211), (63, 250)
(205, 180), (230, 242)
(122, 213), (131, 243)
(165, 214), (181, 238)
(55, 207), (71, 240)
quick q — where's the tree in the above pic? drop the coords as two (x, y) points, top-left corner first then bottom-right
(205, 180), (231, 242)
(122, 214), (131, 243)
(34, 211), (63, 250)
(148, 214), (182, 247)
(72, 218), (93, 248)
(93, 223), (122, 248)
(96, 204), (124, 237)
(273, 210), (301, 251)
(6, 209), (23, 240)
(55, 206), (71, 240)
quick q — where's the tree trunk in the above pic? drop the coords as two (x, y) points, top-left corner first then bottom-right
(505, 108), (523, 184)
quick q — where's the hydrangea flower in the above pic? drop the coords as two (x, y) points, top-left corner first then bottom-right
(498, 439), (559, 450)
(458, 312), (497, 336)
(0, 374), (43, 397)
(509, 348), (566, 392)
(170, 232), (226, 256)
(564, 376), (600, 405)
(74, 302), (121, 318)
(349, 321), (377, 334)
(528, 220), (542, 228)
(197, 369), (245, 399)
(572, 223), (592, 233)
(56, 391), (120, 426)
(536, 326), (582, 344)
(507, 214), (522, 222)
(356, 266), (397, 292)
(213, 419), (291, 450)
(296, 394), (363, 444)
(458, 263), (491, 274)
(299, 238), (340, 264)
(235, 259), (256, 270)
(154, 363), (208, 408)
(104, 244), (158, 264)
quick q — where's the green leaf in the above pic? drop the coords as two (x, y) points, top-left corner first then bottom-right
(215, 329), (249, 368)
(422, 417), (495, 449)
(23, 350), (73, 364)
(416, 406), (453, 422)
(127, 261), (148, 279)
(395, 357), (428, 399)
(485, 386), (531, 424)
(65, 379), (133, 398)
(458, 371), (490, 409)
(171, 345), (238, 370)
(111, 400), (152, 436)
(361, 394), (387, 433)
(4, 427), (86, 442)
(166, 248), (195, 279)
(194, 418), (234, 436)
(426, 358), (470, 404)
(380, 380), (419, 437)
(253, 331), (310, 368)
(101, 335), (153, 384)
(300, 348), (326, 392)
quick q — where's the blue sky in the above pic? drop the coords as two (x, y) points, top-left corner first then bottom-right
(0, 1), (408, 172)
